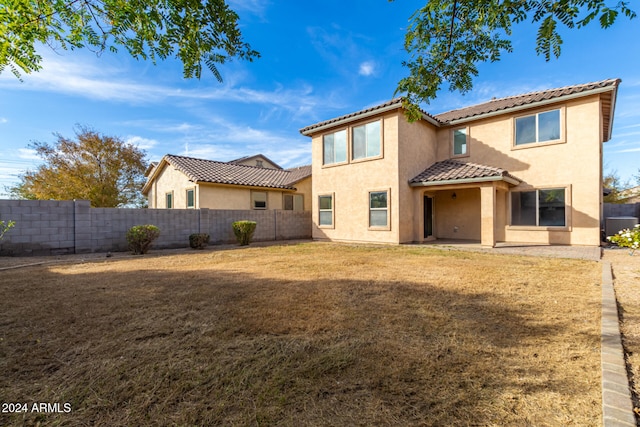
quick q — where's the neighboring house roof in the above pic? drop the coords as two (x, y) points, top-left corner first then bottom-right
(142, 154), (311, 195)
(300, 79), (620, 142)
(409, 159), (521, 187)
(228, 154), (283, 169)
(619, 185), (640, 203)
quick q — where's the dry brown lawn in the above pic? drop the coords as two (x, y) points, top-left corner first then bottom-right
(604, 248), (640, 418)
(0, 242), (602, 426)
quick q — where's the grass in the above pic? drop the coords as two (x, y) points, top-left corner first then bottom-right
(0, 242), (602, 426)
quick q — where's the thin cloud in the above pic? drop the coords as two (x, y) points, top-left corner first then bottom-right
(126, 136), (158, 150)
(359, 61), (376, 77)
(0, 52), (337, 124)
(17, 148), (40, 160)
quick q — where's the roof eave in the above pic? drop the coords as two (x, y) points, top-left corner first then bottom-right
(409, 175), (521, 188)
(444, 83), (620, 126)
(605, 83), (619, 142)
(141, 157), (170, 195)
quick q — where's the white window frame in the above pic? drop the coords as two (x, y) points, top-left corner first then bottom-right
(352, 120), (382, 161)
(318, 194), (334, 228)
(186, 188), (195, 209)
(323, 130), (348, 166)
(165, 191), (173, 209)
(514, 108), (563, 147)
(368, 189), (390, 230)
(452, 127), (469, 157)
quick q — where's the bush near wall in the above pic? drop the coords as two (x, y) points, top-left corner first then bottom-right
(232, 221), (256, 246)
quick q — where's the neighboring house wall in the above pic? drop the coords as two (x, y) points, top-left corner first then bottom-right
(149, 164), (195, 209)
(146, 160), (311, 211)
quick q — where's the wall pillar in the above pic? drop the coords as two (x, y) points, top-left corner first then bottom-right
(480, 185), (497, 248)
(74, 200), (92, 253)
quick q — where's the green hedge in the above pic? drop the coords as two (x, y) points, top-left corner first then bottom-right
(232, 221), (256, 246)
(126, 225), (160, 254)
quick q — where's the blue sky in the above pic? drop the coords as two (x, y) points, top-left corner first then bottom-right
(1, 0), (639, 198)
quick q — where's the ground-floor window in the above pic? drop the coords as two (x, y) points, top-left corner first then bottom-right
(284, 194), (304, 211)
(318, 194), (333, 227)
(165, 192), (173, 209)
(369, 190), (389, 228)
(252, 191), (267, 210)
(186, 188), (195, 208)
(511, 188), (566, 227)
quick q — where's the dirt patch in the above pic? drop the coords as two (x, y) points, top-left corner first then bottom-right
(0, 242), (602, 425)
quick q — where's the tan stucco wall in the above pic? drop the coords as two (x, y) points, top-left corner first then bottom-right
(294, 176), (313, 211)
(148, 164), (312, 211)
(309, 94), (605, 247)
(434, 96), (602, 245)
(396, 115), (438, 242)
(433, 188), (481, 240)
(312, 112), (401, 243)
(148, 163), (196, 209)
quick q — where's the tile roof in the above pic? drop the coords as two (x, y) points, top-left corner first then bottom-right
(410, 159), (521, 186)
(299, 98), (440, 135)
(160, 154), (310, 189)
(434, 78), (621, 123)
(299, 79), (620, 136)
(228, 153), (283, 169)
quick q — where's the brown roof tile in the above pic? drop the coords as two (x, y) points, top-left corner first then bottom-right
(410, 159), (521, 186)
(163, 154), (310, 189)
(299, 98), (441, 135)
(300, 79), (620, 136)
(434, 78), (621, 123)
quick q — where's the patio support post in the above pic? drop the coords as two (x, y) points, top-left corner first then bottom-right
(480, 185), (497, 248)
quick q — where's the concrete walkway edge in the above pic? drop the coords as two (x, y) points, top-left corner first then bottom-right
(602, 261), (637, 426)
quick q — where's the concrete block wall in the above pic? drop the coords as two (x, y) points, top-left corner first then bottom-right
(0, 199), (311, 256)
(0, 200), (76, 256)
(604, 203), (640, 219)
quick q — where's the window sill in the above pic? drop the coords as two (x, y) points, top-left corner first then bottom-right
(321, 161), (349, 169)
(507, 225), (571, 232)
(351, 154), (384, 164)
(368, 226), (391, 231)
(511, 139), (566, 151)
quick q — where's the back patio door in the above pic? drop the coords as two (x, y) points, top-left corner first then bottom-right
(424, 196), (433, 238)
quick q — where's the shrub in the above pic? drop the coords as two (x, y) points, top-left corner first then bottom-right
(607, 224), (640, 255)
(127, 225), (160, 254)
(189, 233), (210, 249)
(232, 221), (256, 246)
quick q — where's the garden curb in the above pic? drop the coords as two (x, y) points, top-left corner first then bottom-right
(602, 261), (637, 426)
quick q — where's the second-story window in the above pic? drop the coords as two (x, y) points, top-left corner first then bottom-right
(515, 109), (561, 145)
(323, 130), (347, 165)
(453, 128), (468, 156)
(352, 121), (381, 160)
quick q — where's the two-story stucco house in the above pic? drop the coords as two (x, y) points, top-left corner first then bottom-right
(300, 79), (620, 247)
(143, 154), (312, 211)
